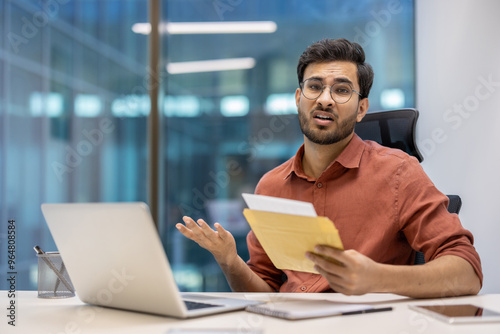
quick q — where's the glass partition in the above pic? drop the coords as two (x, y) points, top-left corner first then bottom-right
(0, 0), (414, 292)
(0, 0), (148, 290)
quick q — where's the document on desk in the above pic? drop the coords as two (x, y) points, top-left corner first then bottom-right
(246, 300), (378, 320)
(242, 193), (343, 273)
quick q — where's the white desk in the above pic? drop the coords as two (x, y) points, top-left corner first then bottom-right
(2, 291), (500, 333)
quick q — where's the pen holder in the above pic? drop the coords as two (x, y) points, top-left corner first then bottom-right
(37, 252), (75, 298)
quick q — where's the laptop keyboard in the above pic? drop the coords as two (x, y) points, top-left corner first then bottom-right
(184, 300), (220, 310)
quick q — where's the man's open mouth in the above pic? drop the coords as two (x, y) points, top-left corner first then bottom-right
(312, 110), (336, 122)
(314, 114), (333, 120)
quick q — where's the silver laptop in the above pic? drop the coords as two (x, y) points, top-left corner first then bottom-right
(41, 202), (261, 318)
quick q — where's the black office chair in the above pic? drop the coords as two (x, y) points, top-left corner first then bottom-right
(355, 108), (423, 162)
(356, 109), (461, 265)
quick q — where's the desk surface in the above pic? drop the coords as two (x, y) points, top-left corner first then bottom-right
(2, 291), (500, 333)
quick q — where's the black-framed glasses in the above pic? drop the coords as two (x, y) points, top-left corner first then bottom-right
(299, 78), (362, 104)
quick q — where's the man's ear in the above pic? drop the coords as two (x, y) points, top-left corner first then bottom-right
(295, 88), (301, 106)
(356, 98), (369, 122)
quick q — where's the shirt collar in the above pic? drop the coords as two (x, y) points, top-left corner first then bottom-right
(285, 134), (365, 180)
(335, 133), (364, 169)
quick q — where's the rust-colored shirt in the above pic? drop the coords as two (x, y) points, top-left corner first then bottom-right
(246, 134), (483, 292)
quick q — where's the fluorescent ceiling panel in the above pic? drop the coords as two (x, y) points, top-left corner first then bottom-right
(167, 57), (256, 74)
(132, 21), (277, 35)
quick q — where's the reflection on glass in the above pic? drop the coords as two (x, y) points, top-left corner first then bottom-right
(0, 0), (148, 290)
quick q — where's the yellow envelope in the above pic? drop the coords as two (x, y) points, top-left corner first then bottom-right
(243, 208), (344, 274)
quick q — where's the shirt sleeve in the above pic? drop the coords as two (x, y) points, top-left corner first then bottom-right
(246, 230), (284, 291)
(396, 157), (483, 285)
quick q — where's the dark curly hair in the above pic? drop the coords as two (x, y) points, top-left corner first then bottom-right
(297, 38), (374, 99)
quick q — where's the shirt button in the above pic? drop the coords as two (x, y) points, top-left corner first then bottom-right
(300, 286), (307, 291)
(316, 182), (323, 188)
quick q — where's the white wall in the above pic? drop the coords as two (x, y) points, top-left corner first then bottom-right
(416, 0), (500, 293)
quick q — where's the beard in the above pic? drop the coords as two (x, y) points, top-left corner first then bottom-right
(298, 105), (358, 145)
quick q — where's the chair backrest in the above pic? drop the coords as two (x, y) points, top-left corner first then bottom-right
(446, 194), (462, 215)
(356, 108), (462, 265)
(355, 108), (424, 162)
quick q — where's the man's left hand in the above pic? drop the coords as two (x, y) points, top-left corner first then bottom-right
(306, 246), (381, 295)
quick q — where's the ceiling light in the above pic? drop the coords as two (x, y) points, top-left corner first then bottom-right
(167, 57), (256, 74)
(132, 21), (277, 35)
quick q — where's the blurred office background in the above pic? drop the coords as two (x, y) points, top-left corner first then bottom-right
(10, 0), (484, 293)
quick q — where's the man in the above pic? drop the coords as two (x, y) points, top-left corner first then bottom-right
(176, 38), (482, 298)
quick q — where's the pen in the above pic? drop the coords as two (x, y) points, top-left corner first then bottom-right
(34, 245), (75, 294)
(53, 261), (67, 293)
(340, 307), (393, 316)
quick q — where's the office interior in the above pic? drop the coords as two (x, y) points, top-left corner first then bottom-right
(0, 0), (498, 295)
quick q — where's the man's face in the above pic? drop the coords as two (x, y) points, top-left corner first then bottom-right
(295, 61), (369, 145)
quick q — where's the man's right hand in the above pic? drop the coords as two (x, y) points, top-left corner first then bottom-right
(176, 216), (274, 293)
(176, 216), (237, 267)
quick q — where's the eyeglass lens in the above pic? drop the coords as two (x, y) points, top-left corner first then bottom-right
(302, 79), (354, 104)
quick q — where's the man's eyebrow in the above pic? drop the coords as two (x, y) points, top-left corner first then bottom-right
(333, 77), (354, 85)
(304, 76), (354, 85)
(304, 75), (324, 82)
